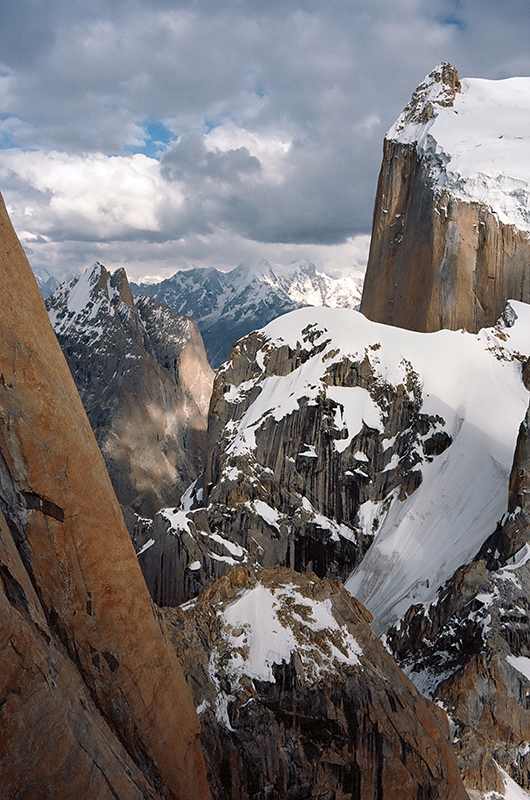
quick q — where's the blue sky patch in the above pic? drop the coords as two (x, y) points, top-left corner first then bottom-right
(126, 120), (175, 158)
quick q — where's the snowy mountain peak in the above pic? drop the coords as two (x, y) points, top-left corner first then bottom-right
(46, 261), (132, 338)
(31, 264), (62, 299)
(387, 66), (530, 233)
(230, 257), (276, 282)
(189, 300), (530, 634)
(389, 62), (461, 138)
(289, 258), (317, 275)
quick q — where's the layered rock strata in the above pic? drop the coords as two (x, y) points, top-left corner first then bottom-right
(165, 565), (468, 800)
(360, 63), (530, 334)
(47, 264), (214, 518)
(0, 192), (210, 799)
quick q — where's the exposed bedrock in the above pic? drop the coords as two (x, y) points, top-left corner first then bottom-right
(360, 138), (530, 334)
(165, 565), (468, 800)
(0, 192), (210, 799)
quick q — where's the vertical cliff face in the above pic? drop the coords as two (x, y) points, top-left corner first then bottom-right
(360, 63), (530, 334)
(0, 193), (210, 799)
(46, 264), (214, 518)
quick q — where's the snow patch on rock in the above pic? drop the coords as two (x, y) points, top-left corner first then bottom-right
(219, 581), (363, 686)
(389, 65), (530, 233)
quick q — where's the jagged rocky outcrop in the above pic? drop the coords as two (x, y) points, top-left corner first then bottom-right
(360, 63), (530, 334)
(46, 264), (214, 518)
(0, 192), (210, 798)
(388, 555), (530, 797)
(132, 258), (363, 367)
(135, 301), (530, 613)
(164, 565), (468, 800)
(387, 398), (530, 797)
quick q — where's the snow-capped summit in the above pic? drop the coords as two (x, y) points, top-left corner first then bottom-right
(361, 64), (530, 336)
(132, 258), (363, 367)
(228, 257), (277, 285)
(389, 61), (463, 140)
(388, 62), (530, 232)
(31, 264), (62, 299)
(47, 261), (135, 342)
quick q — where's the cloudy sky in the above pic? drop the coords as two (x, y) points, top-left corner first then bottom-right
(0, 0), (528, 281)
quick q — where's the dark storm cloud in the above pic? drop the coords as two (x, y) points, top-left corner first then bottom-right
(0, 0), (528, 275)
(160, 134), (261, 184)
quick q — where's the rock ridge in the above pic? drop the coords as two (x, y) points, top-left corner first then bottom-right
(46, 263), (214, 518)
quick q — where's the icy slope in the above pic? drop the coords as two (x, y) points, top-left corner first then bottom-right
(221, 303), (530, 632)
(389, 66), (530, 233)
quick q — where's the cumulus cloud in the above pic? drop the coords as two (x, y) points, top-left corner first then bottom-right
(0, 0), (528, 278)
(0, 150), (180, 239)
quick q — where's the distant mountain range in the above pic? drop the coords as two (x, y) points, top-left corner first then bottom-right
(131, 258), (363, 367)
(32, 264), (62, 298)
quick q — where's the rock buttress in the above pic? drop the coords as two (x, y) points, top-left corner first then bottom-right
(360, 64), (530, 334)
(360, 138), (530, 334)
(165, 565), (469, 800)
(0, 192), (210, 800)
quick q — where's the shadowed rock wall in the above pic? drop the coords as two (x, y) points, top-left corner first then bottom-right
(166, 565), (469, 800)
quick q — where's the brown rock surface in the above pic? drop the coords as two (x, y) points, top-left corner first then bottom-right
(0, 192), (210, 799)
(165, 565), (469, 800)
(0, 505), (158, 800)
(360, 68), (530, 334)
